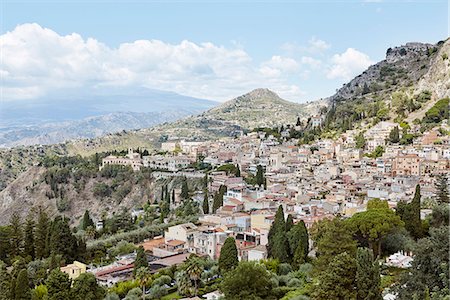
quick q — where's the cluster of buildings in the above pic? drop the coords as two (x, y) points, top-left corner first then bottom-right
(92, 119), (449, 288)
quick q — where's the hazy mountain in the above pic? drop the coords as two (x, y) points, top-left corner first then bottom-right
(0, 87), (216, 147)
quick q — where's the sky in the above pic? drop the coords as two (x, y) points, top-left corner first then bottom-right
(1, 0), (448, 103)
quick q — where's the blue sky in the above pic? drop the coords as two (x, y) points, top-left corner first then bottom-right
(1, 0), (448, 102)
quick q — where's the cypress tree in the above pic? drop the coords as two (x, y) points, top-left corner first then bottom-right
(14, 269), (30, 300)
(435, 174), (449, 204)
(292, 242), (305, 269)
(23, 213), (35, 260)
(256, 165), (264, 187)
(181, 178), (189, 199)
(285, 214), (294, 232)
(35, 209), (49, 259)
(133, 246), (147, 275)
(356, 247), (382, 300)
(267, 205), (290, 263)
(202, 190), (209, 214)
(235, 164), (241, 177)
(400, 185), (423, 240)
(287, 220), (309, 260)
(388, 126), (400, 143)
(49, 216), (78, 262)
(172, 189), (176, 204)
(9, 213), (23, 258)
(81, 210), (94, 230)
(160, 187), (165, 202)
(218, 237), (238, 273)
(0, 261), (10, 300)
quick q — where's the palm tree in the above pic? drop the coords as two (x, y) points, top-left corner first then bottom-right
(135, 267), (151, 300)
(185, 256), (204, 296)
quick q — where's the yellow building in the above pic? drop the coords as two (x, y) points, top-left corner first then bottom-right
(60, 261), (87, 280)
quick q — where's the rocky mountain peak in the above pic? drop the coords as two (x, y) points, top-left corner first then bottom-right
(386, 42), (435, 63)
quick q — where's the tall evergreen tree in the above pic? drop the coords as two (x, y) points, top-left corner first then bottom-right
(235, 164), (241, 177)
(398, 185), (423, 240)
(133, 246), (147, 275)
(356, 248), (382, 300)
(267, 205), (290, 263)
(435, 174), (449, 204)
(181, 178), (189, 199)
(287, 220), (309, 261)
(9, 213), (23, 258)
(80, 210), (94, 231)
(218, 237), (238, 273)
(285, 214), (294, 232)
(46, 269), (71, 300)
(0, 228), (10, 263)
(202, 190), (209, 214)
(14, 269), (30, 300)
(0, 261), (10, 300)
(71, 273), (105, 300)
(172, 189), (176, 204)
(49, 216), (78, 262)
(255, 165), (264, 187)
(388, 126), (400, 143)
(35, 209), (49, 259)
(23, 213), (35, 260)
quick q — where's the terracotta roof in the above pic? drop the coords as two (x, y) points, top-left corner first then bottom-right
(166, 239), (185, 247)
(95, 264), (134, 277)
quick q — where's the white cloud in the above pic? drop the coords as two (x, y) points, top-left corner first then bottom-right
(327, 48), (373, 80)
(300, 56), (322, 69)
(281, 37), (330, 55)
(1, 23), (307, 101)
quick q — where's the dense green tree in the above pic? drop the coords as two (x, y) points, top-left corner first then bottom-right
(71, 273), (105, 300)
(428, 204), (449, 228)
(218, 237), (238, 273)
(180, 177), (189, 199)
(285, 214), (294, 232)
(356, 248), (382, 300)
(31, 284), (48, 300)
(349, 206), (403, 257)
(172, 189), (175, 204)
(9, 213), (23, 258)
(221, 261), (273, 299)
(212, 186), (226, 213)
(45, 269), (72, 300)
(355, 132), (366, 149)
(14, 269), (30, 300)
(388, 126), (400, 143)
(235, 164), (241, 177)
(396, 226), (449, 299)
(135, 267), (151, 300)
(313, 252), (357, 300)
(49, 216), (78, 262)
(0, 261), (11, 300)
(80, 210), (94, 230)
(267, 206), (290, 263)
(397, 185), (423, 240)
(35, 209), (49, 259)
(255, 165), (264, 187)
(287, 220), (309, 267)
(24, 213), (35, 260)
(185, 256), (204, 296)
(133, 246), (147, 275)
(0, 227), (10, 263)
(202, 189), (209, 214)
(435, 174), (449, 204)
(311, 218), (357, 270)
(367, 198), (389, 210)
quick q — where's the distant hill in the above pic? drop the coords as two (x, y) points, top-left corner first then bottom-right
(65, 88), (325, 156)
(0, 88), (216, 147)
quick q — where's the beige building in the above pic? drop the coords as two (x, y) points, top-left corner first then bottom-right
(60, 261), (87, 280)
(101, 148), (143, 171)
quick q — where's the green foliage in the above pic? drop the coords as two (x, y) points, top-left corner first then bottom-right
(93, 183), (112, 198)
(356, 248), (382, 300)
(24, 213), (35, 260)
(108, 240), (137, 258)
(31, 284), (48, 300)
(422, 98), (449, 124)
(396, 226), (449, 299)
(311, 218), (357, 270)
(313, 252), (357, 300)
(218, 237), (238, 273)
(35, 210), (49, 260)
(287, 220), (309, 269)
(80, 210), (95, 230)
(428, 204), (449, 228)
(397, 185), (423, 240)
(180, 177), (189, 199)
(216, 164), (238, 176)
(365, 146), (384, 158)
(435, 174), (449, 204)
(388, 126), (400, 143)
(367, 198), (389, 210)
(256, 165), (265, 187)
(109, 280), (139, 298)
(212, 185), (226, 213)
(49, 216), (82, 262)
(71, 273), (105, 300)
(15, 269), (31, 300)
(202, 190), (209, 214)
(221, 261), (273, 299)
(0, 261), (11, 300)
(348, 206), (403, 257)
(133, 246), (147, 275)
(9, 213), (23, 258)
(45, 269), (72, 300)
(355, 132), (366, 149)
(268, 206), (290, 263)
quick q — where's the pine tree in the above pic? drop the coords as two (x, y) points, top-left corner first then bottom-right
(287, 220), (309, 261)
(218, 237), (238, 273)
(356, 247), (382, 300)
(267, 205), (290, 263)
(181, 178), (189, 199)
(46, 269), (71, 300)
(23, 213), (35, 260)
(0, 261), (10, 300)
(202, 190), (209, 214)
(80, 210), (94, 230)
(399, 185), (423, 240)
(9, 213), (23, 258)
(133, 246), (148, 275)
(435, 174), (449, 204)
(292, 242), (305, 269)
(49, 216), (78, 262)
(35, 209), (49, 259)
(388, 126), (400, 143)
(212, 193), (221, 213)
(14, 269), (30, 300)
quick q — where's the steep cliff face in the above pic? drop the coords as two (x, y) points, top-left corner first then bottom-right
(329, 41), (443, 103)
(416, 39), (450, 99)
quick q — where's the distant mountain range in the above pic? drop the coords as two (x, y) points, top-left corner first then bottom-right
(0, 88), (217, 147)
